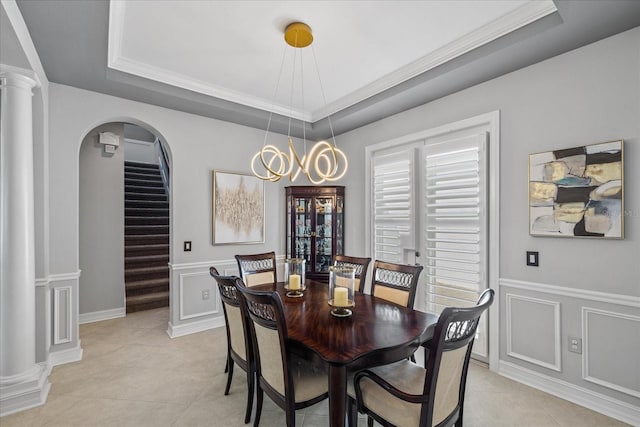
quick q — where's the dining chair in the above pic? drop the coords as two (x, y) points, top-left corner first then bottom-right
(370, 260), (424, 308)
(235, 252), (277, 287)
(235, 285), (328, 427)
(347, 288), (494, 427)
(333, 255), (371, 294)
(209, 267), (254, 424)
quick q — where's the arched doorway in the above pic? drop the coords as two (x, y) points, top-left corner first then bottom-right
(78, 121), (172, 320)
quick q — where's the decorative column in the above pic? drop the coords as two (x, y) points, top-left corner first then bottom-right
(0, 70), (49, 415)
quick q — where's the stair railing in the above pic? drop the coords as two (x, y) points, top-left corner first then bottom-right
(155, 138), (171, 196)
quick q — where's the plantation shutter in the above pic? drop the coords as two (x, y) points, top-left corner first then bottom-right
(423, 132), (488, 357)
(372, 149), (415, 264)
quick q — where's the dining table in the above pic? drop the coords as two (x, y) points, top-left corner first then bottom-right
(253, 280), (438, 427)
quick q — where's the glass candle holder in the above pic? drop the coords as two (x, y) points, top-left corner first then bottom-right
(284, 258), (306, 297)
(328, 266), (355, 317)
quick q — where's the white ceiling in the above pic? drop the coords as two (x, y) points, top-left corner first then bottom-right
(108, 0), (555, 122)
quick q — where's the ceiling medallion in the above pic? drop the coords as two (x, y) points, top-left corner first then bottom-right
(251, 22), (348, 184)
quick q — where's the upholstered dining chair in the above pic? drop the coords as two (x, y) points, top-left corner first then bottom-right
(333, 255), (371, 294)
(235, 285), (328, 427)
(235, 252), (277, 287)
(370, 260), (424, 308)
(347, 288), (494, 427)
(209, 267), (254, 424)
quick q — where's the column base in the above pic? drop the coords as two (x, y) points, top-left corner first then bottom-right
(0, 363), (50, 417)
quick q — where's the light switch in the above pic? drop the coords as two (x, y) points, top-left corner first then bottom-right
(184, 241), (192, 252)
(526, 251), (539, 267)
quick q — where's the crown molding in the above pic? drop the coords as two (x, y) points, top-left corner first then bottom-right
(107, 1), (556, 124)
(310, 0), (557, 121)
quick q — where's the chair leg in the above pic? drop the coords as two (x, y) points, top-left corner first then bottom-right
(253, 386), (263, 427)
(244, 368), (254, 424)
(224, 354), (229, 373)
(224, 359), (234, 395)
(285, 405), (295, 427)
(409, 354), (416, 363)
(347, 397), (358, 427)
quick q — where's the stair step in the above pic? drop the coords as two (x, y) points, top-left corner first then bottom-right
(125, 172), (163, 181)
(125, 161), (159, 170)
(126, 216), (169, 226)
(125, 178), (164, 188)
(125, 225), (169, 235)
(125, 254), (169, 268)
(125, 193), (168, 202)
(125, 244), (168, 257)
(126, 291), (169, 313)
(125, 234), (169, 246)
(125, 185), (165, 194)
(125, 200), (169, 209)
(125, 277), (169, 292)
(125, 207), (169, 216)
(125, 265), (169, 281)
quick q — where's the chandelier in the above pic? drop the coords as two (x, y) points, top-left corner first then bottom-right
(251, 22), (348, 184)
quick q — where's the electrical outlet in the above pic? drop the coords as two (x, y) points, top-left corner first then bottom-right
(568, 336), (582, 354)
(202, 289), (210, 300)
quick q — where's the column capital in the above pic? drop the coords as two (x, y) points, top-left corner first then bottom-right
(0, 65), (39, 90)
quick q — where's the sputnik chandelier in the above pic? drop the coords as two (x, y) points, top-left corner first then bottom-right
(251, 22), (348, 184)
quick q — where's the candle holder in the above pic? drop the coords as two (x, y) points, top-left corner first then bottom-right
(328, 266), (355, 317)
(284, 258), (306, 298)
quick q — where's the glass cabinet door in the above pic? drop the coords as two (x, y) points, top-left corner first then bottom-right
(314, 196), (333, 273)
(336, 195), (344, 256)
(293, 196), (312, 271)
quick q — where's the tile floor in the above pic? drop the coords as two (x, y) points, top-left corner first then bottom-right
(1, 307), (629, 426)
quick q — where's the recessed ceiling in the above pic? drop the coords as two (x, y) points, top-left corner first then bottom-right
(12, 0), (640, 139)
(108, 0), (554, 122)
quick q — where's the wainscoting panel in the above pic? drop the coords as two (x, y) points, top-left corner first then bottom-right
(506, 293), (561, 371)
(179, 270), (219, 320)
(500, 278), (640, 425)
(583, 307), (640, 398)
(52, 286), (72, 345)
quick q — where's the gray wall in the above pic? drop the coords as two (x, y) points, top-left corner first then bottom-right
(42, 23), (639, 420)
(336, 27), (639, 413)
(79, 123), (125, 314)
(48, 83), (285, 333)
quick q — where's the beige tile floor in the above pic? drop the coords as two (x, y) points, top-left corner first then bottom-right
(1, 307), (629, 426)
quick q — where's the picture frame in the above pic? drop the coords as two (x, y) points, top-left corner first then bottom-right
(212, 170), (265, 245)
(529, 140), (623, 238)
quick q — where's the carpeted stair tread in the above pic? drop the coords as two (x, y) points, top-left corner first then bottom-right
(125, 216), (169, 225)
(125, 193), (168, 202)
(125, 277), (169, 290)
(125, 225), (169, 235)
(125, 161), (159, 170)
(126, 291), (170, 313)
(125, 207), (169, 216)
(125, 200), (169, 208)
(125, 185), (165, 194)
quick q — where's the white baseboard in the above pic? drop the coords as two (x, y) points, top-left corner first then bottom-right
(166, 316), (225, 338)
(0, 363), (50, 417)
(48, 341), (83, 367)
(499, 361), (640, 426)
(79, 307), (125, 324)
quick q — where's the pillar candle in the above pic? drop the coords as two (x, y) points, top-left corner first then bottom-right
(334, 287), (348, 307)
(289, 274), (301, 290)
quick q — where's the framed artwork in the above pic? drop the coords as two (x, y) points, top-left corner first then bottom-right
(212, 171), (265, 245)
(529, 140), (623, 238)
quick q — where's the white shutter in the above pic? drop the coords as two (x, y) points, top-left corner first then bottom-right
(423, 133), (488, 357)
(372, 149), (415, 264)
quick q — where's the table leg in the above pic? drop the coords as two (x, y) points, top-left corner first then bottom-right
(328, 364), (346, 427)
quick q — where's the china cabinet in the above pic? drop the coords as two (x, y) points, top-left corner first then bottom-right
(285, 186), (345, 282)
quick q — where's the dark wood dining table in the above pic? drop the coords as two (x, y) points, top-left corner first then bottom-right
(253, 280), (438, 427)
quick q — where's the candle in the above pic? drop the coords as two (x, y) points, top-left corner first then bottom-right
(334, 287), (348, 307)
(289, 274), (301, 290)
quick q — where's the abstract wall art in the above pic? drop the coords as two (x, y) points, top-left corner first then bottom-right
(212, 171), (265, 244)
(529, 140), (623, 238)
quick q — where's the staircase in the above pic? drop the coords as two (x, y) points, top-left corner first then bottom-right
(124, 161), (170, 313)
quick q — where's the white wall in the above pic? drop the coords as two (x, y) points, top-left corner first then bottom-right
(336, 27), (639, 422)
(79, 123), (125, 315)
